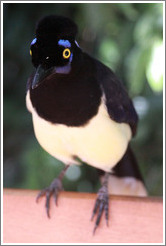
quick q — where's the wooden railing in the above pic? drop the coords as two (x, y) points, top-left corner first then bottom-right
(3, 189), (163, 243)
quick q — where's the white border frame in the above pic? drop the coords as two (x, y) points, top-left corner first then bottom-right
(1, 1), (165, 245)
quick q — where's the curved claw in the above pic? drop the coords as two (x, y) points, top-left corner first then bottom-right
(53, 189), (59, 206)
(91, 187), (109, 234)
(36, 188), (48, 203)
(36, 178), (63, 218)
(93, 224), (98, 235)
(105, 196), (109, 226)
(93, 201), (105, 234)
(45, 190), (52, 218)
(91, 198), (100, 221)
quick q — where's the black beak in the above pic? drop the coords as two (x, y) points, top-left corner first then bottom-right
(31, 65), (54, 89)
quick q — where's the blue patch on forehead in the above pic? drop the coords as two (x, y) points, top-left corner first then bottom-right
(58, 39), (71, 48)
(31, 38), (37, 45)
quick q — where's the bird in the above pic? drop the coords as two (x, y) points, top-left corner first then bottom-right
(26, 15), (147, 234)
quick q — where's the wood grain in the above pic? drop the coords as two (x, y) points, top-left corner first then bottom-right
(3, 189), (163, 243)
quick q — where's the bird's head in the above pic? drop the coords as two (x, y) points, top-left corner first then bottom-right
(30, 15), (80, 89)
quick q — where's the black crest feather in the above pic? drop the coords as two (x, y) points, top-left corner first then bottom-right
(36, 15), (78, 40)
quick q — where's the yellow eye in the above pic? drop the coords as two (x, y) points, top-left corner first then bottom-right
(30, 49), (32, 56)
(63, 48), (71, 59)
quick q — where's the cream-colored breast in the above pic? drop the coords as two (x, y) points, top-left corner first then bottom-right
(26, 91), (132, 172)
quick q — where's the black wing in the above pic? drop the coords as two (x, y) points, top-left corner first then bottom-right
(94, 58), (138, 136)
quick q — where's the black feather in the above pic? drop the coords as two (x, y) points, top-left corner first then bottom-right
(29, 51), (138, 135)
(29, 15), (138, 136)
(36, 15), (78, 41)
(112, 145), (144, 182)
(29, 50), (102, 126)
(93, 57), (138, 136)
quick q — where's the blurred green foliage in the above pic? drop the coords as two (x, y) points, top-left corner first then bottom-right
(3, 3), (163, 195)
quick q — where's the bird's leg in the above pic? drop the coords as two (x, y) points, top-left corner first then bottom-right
(91, 172), (109, 234)
(36, 165), (69, 218)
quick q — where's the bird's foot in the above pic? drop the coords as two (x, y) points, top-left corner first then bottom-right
(91, 185), (109, 234)
(36, 178), (63, 218)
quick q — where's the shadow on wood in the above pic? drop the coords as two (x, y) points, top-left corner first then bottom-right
(3, 189), (163, 243)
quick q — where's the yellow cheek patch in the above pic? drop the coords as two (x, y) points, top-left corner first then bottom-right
(30, 49), (32, 56)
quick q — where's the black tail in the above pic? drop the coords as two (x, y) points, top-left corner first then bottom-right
(112, 145), (145, 183)
(97, 145), (147, 196)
